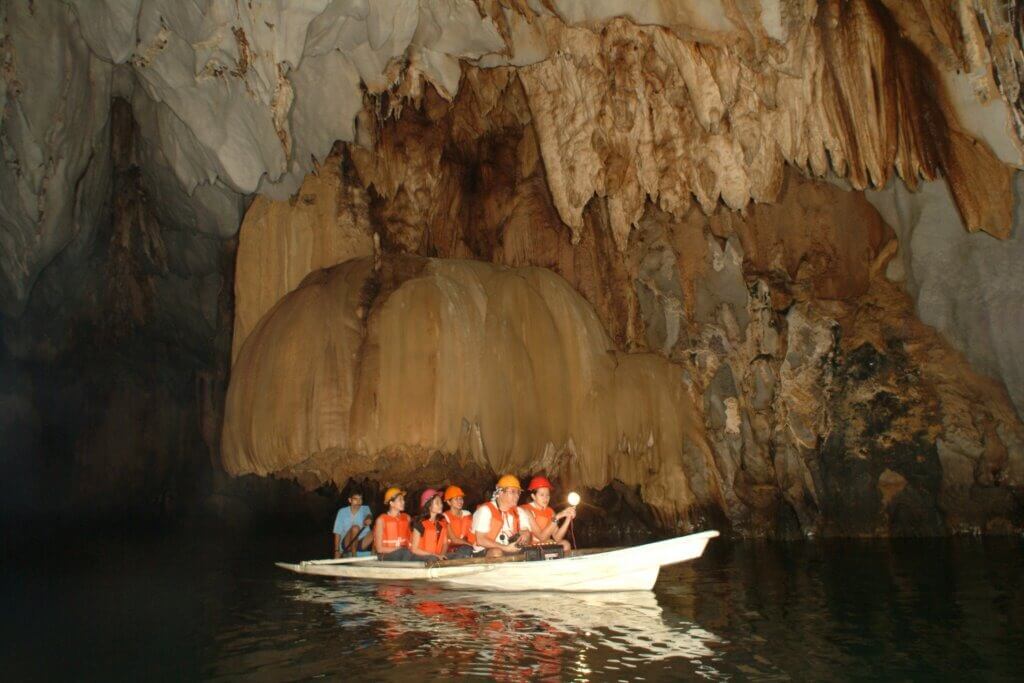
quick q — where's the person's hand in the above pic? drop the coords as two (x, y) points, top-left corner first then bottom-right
(363, 516), (373, 527)
(334, 550), (341, 559)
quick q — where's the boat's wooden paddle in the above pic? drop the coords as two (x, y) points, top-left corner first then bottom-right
(428, 546), (619, 568)
(429, 552), (526, 568)
(300, 555), (379, 566)
(567, 546), (617, 558)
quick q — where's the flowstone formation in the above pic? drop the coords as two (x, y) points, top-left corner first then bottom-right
(3, 1), (1024, 535)
(225, 256), (722, 529)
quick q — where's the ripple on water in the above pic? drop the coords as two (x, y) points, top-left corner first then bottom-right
(202, 579), (727, 680)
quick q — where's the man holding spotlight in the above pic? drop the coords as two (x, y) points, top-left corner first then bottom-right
(519, 475), (577, 553)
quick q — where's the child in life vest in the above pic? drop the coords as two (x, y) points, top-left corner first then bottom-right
(410, 489), (449, 560)
(520, 475), (576, 552)
(443, 485), (483, 559)
(374, 487), (415, 561)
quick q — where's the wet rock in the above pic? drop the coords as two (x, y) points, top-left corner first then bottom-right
(633, 217), (687, 355)
(868, 175), (1024, 416)
(747, 358), (777, 411)
(819, 337), (945, 536)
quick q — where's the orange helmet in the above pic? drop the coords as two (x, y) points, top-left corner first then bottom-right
(527, 475), (553, 492)
(444, 485), (466, 501)
(383, 487), (406, 504)
(495, 474), (521, 490)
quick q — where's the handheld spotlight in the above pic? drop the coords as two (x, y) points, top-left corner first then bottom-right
(567, 491), (581, 506)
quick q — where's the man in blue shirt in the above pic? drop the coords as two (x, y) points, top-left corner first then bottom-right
(333, 491), (373, 557)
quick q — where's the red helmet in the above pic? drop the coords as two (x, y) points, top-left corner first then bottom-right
(527, 475), (553, 492)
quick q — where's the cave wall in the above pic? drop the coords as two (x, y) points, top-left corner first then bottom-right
(225, 95), (1024, 535)
(0, 98), (234, 528)
(2, 1), (1023, 536)
(868, 174), (1024, 416)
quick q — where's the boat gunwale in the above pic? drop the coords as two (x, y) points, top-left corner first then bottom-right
(280, 530), (720, 579)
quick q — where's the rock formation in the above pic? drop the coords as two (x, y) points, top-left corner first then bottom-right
(224, 146), (1024, 535)
(225, 255), (722, 528)
(2, 1), (1023, 536)
(4, 1), (1023, 315)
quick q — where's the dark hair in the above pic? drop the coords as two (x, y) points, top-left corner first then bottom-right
(413, 497), (444, 539)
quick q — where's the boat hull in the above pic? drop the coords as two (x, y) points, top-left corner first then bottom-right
(276, 530), (718, 592)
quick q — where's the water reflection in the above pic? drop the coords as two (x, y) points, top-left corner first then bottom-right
(286, 581), (722, 679)
(13, 533), (1021, 680)
(194, 536), (1022, 681)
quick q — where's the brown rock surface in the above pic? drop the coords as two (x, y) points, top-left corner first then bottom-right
(223, 136), (1023, 534)
(232, 158), (374, 361)
(223, 255), (722, 529)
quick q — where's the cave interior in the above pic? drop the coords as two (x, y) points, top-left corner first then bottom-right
(2, 0), (1023, 545)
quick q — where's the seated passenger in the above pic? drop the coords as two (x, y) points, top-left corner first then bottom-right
(520, 475), (576, 553)
(333, 490), (373, 558)
(410, 488), (449, 561)
(472, 475), (533, 558)
(443, 485), (482, 559)
(374, 487), (415, 561)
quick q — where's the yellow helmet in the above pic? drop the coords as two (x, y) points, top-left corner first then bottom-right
(495, 474), (521, 490)
(383, 486), (406, 504)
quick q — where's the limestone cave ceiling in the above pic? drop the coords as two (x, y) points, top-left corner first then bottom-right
(2, 1), (1024, 533)
(4, 1), (1024, 313)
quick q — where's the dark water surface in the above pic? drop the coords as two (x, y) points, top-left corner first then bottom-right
(4, 531), (1022, 680)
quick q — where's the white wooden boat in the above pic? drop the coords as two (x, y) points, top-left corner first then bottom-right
(275, 530), (718, 592)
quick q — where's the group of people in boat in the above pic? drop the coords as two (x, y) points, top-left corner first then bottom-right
(332, 474), (577, 562)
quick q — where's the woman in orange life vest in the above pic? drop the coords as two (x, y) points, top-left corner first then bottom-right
(410, 488), (449, 560)
(472, 474), (534, 558)
(520, 475), (576, 552)
(374, 487), (416, 562)
(443, 485), (484, 559)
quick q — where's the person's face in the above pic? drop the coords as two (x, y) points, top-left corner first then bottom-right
(391, 494), (405, 512)
(532, 487), (551, 508)
(349, 495), (362, 510)
(449, 496), (464, 511)
(500, 487), (521, 508)
(429, 496), (443, 515)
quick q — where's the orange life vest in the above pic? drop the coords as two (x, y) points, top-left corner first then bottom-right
(520, 503), (555, 534)
(444, 509), (476, 544)
(378, 512), (411, 548)
(480, 501), (519, 543)
(416, 517), (447, 554)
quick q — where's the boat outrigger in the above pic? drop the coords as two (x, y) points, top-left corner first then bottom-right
(276, 530), (719, 592)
